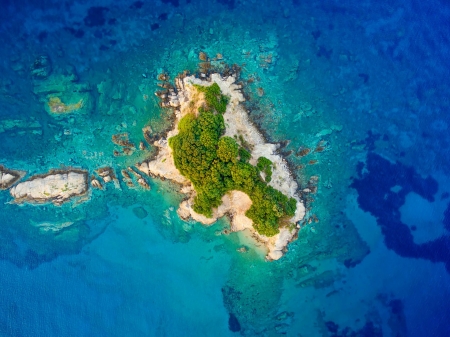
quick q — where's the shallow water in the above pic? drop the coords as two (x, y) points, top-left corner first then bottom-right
(1, 0), (449, 336)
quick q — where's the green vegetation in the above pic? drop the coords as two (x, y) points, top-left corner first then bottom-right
(169, 83), (296, 236)
(238, 134), (252, 151)
(193, 83), (229, 114)
(257, 156), (273, 182)
(238, 147), (251, 163)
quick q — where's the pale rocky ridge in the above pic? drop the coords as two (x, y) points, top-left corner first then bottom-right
(9, 169), (88, 205)
(139, 72), (306, 260)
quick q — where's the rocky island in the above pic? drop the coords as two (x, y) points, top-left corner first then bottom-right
(138, 70), (305, 260)
(9, 169), (88, 205)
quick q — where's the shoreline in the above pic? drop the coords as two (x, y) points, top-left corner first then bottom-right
(138, 71), (305, 260)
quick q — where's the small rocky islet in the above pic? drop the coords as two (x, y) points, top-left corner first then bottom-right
(2, 63), (307, 260)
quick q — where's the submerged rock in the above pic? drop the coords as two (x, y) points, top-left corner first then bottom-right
(0, 118), (43, 136)
(132, 206), (148, 219)
(31, 220), (74, 232)
(30, 55), (52, 79)
(228, 313), (241, 332)
(9, 169), (88, 205)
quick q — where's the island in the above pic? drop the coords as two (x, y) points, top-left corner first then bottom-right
(137, 70), (305, 260)
(9, 169), (88, 205)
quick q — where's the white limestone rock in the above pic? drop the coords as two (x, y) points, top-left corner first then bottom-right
(9, 170), (88, 205)
(0, 165), (25, 190)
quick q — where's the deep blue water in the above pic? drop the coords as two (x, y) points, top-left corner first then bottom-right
(1, 0), (450, 336)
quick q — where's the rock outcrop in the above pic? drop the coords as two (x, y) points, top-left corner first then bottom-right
(9, 169), (88, 205)
(0, 165), (25, 190)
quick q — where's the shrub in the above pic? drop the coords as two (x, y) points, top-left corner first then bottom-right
(194, 83), (229, 114)
(257, 156), (273, 182)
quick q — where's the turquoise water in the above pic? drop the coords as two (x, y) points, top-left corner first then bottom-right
(1, 0), (450, 336)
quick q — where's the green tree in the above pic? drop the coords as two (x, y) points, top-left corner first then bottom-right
(168, 84), (297, 236)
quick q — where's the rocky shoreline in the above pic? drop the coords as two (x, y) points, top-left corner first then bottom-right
(138, 70), (306, 260)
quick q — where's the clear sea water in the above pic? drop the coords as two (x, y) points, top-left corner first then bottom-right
(0, 0), (449, 336)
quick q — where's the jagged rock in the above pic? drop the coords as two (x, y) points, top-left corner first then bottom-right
(199, 51), (208, 61)
(122, 147), (134, 156)
(136, 162), (149, 175)
(91, 177), (102, 189)
(96, 167), (116, 183)
(157, 73), (168, 81)
(112, 132), (135, 148)
(137, 178), (150, 190)
(121, 169), (131, 180)
(9, 169), (88, 205)
(142, 126), (153, 145)
(139, 141), (146, 150)
(127, 167), (141, 179)
(0, 165), (25, 189)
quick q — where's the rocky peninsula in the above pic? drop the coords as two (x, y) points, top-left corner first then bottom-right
(9, 169), (88, 205)
(138, 71), (305, 260)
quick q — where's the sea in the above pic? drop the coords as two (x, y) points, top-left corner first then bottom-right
(0, 0), (449, 336)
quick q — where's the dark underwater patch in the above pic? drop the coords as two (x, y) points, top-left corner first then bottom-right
(364, 130), (381, 152)
(158, 13), (168, 21)
(37, 31), (47, 42)
(311, 30), (321, 40)
(64, 27), (85, 38)
(162, 0), (179, 7)
(443, 202), (450, 231)
(351, 152), (450, 272)
(132, 206), (148, 219)
(84, 6), (109, 27)
(317, 45), (332, 59)
(358, 73), (369, 84)
(325, 319), (382, 337)
(130, 1), (144, 9)
(218, 0), (235, 10)
(228, 313), (241, 332)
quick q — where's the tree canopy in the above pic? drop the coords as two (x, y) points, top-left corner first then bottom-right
(169, 83), (296, 236)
